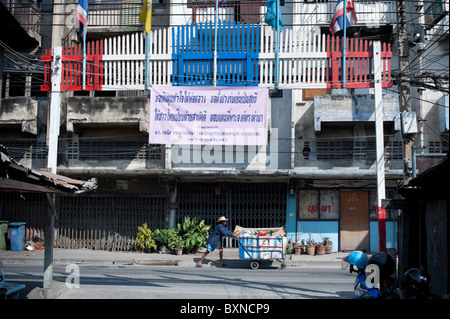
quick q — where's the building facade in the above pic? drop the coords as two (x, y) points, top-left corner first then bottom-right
(1, 0), (448, 252)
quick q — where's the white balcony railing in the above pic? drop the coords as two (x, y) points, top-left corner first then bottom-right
(87, 1), (397, 28)
(88, 1), (141, 27)
(294, 1), (397, 27)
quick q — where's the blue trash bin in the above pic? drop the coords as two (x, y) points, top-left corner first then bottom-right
(9, 222), (26, 251)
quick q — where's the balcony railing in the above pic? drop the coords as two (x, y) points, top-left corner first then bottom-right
(294, 0), (397, 26)
(41, 25), (393, 91)
(88, 1), (142, 27)
(1, 0), (42, 34)
(86, 0), (397, 28)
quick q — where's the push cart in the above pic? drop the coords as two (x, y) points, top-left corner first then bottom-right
(236, 235), (287, 269)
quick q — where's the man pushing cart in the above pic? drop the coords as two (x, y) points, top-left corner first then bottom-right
(196, 218), (287, 269)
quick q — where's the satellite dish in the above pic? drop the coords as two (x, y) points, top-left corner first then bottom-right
(411, 25), (425, 45)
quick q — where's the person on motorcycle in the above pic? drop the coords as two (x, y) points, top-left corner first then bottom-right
(342, 251), (382, 299)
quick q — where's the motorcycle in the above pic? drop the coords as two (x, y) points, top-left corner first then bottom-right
(341, 251), (399, 299)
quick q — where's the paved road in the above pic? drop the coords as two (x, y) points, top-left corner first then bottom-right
(4, 263), (355, 299)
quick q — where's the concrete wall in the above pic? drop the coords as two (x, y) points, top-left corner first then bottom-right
(66, 96), (149, 133)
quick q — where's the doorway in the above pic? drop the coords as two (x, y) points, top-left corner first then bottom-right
(340, 190), (370, 251)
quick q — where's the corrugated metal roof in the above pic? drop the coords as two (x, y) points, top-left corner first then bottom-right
(0, 144), (97, 195)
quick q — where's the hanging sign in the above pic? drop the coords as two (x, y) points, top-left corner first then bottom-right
(149, 86), (268, 145)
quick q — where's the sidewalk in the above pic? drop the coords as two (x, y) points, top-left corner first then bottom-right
(1, 247), (346, 269)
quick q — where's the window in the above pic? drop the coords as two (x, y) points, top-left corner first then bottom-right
(429, 141), (449, 154)
(67, 141), (162, 161)
(298, 189), (339, 220)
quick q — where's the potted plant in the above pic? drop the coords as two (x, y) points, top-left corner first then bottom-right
(177, 217), (211, 254)
(294, 243), (303, 255)
(152, 228), (169, 253)
(315, 242), (326, 255)
(305, 232), (315, 255)
(169, 236), (185, 255)
(136, 223), (157, 253)
(322, 236), (333, 254)
(167, 228), (185, 255)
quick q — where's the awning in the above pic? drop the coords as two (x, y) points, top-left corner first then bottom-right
(0, 144), (97, 195)
(398, 154), (449, 199)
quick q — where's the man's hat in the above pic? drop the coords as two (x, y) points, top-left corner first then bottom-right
(216, 216), (228, 223)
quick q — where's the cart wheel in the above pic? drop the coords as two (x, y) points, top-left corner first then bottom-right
(250, 261), (260, 269)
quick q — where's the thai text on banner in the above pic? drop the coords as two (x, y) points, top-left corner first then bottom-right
(149, 86), (269, 146)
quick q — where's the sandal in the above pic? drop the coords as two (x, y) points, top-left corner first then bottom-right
(196, 263), (203, 267)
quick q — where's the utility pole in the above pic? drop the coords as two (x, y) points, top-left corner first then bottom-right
(373, 41), (386, 253)
(44, 46), (62, 290)
(397, 0), (414, 182)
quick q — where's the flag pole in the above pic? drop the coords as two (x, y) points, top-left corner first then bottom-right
(213, 0), (218, 86)
(139, 0), (151, 90)
(275, 0), (280, 88)
(146, 32), (150, 90)
(82, 26), (86, 90)
(342, 0), (347, 88)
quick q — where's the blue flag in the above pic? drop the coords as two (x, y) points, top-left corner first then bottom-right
(265, 0), (283, 31)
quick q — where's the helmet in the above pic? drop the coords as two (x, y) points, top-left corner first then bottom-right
(399, 268), (431, 299)
(341, 251), (367, 273)
(367, 252), (396, 282)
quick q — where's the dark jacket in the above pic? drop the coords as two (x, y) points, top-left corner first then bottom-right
(206, 223), (234, 249)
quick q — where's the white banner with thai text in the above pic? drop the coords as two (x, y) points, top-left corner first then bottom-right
(149, 86), (268, 145)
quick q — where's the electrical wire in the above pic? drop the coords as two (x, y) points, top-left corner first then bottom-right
(2, 2), (447, 100)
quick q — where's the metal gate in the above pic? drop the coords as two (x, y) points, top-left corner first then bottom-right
(177, 182), (287, 247)
(0, 192), (47, 242)
(0, 193), (169, 251)
(56, 194), (169, 251)
(172, 22), (260, 86)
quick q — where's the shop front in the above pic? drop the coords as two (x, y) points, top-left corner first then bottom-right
(288, 189), (399, 253)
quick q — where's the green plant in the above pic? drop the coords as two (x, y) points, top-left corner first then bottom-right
(136, 223), (157, 252)
(167, 228), (185, 250)
(152, 228), (170, 248)
(285, 240), (294, 254)
(176, 216), (211, 253)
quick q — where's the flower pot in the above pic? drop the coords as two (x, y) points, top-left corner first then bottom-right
(173, 248), (183, 255)
(306, 246), (315, 255)
(315, 245), (326, 255)
(294, 246), (303, 255)
(325, 243), (333, 254)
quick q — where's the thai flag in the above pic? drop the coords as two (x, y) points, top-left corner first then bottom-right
(77, 0), (89, 35)
(329, 0), (357, 35)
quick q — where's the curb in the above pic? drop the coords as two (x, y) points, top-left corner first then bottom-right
(133, 259), (179, 266)
(27, 282), (69, 299)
